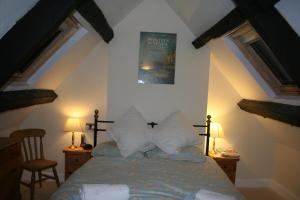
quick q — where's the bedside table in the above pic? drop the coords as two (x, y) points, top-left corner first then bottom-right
(63, 147), (92, 180)
(210, 153), (239, 184)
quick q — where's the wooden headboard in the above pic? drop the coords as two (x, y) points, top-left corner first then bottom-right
(87, 109), (211, 156)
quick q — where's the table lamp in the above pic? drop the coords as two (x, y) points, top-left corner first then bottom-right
(64, 118), (83, 149)
(210, 122), (224, 153)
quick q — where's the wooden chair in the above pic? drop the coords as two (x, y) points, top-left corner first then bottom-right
(10, 129), (60, 200)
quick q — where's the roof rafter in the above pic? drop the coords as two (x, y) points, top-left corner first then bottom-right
(238, 99), (300, 127)
(0, 0), (113, 89)
(0, 89), (57, 112)
(193, 0), (300, 87)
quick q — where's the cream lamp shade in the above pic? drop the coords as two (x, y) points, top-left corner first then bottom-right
(64, 118), (83, 132)
(210, 122), (224, 153)
(210, 122), (224, 138)
(64, 118), (83, 149)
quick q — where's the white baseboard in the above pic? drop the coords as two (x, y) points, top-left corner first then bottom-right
(236, 178), (298, 200)
(236, 178), (272, 188)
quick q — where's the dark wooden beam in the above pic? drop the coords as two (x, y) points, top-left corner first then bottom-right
(192, 8), (246, 49)
(0, 89), (57, 112)
(232, 0), (300, 87)
(76, 0), (114, 43)
(0, 0), (82, 89)
(238, 99), (300, 127)
(250, 0), (279, 10)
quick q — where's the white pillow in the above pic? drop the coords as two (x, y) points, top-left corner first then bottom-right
(108, 106), (152, 157)
(151, 111), (200, 154)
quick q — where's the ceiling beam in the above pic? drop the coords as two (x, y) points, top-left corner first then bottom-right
(0, 0), (114, 89)
(238, 99), (300, 127)
(192, 8), (246, 49)
(233, 0), (300, 87)
(193, 0), (300, 87)
(76, 0), (114, 43)
(0, 89), (57, 112)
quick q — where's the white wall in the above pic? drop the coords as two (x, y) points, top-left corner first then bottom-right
(0, 31), (100, 138)
(0, 107), (34, 136)
(107, 0), (210, 124)
(272, 144), (300, 199)
(20, 39), (109, 178)
(257, 117), (300, 199)
(208, 35), (300, 199)
(207, 58), (276, 181)
(17, 0), (211, 179)
(2, 1), (298, 194)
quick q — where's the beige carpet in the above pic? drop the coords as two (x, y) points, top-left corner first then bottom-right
(20, 182), (287, 200)
(20, 181), (58, 200)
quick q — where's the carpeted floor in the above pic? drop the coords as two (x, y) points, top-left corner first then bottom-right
(238, 187), (286, 200)
(20, 181), (58, 200)
(20, 182), (287, 200)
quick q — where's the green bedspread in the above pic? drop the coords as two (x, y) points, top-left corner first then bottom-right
(51, 156), (245, 200)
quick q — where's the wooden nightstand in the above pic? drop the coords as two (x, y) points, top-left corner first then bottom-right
(210, 153), (239, 184)
(63, 147), (92, 180)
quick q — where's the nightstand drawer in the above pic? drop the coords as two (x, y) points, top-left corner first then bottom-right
(63, 147), (93, 180)
(67, 154), (90, 166)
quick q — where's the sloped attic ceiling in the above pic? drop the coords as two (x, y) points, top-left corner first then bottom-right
(86, 0), (235, 36)
(165, 0), (235, 36)
(207, 0), (300, 126)
(0, 0), (39, 39)
(0, 0), (115, 115)
(0, 0), (235, 40)
(0, 0), (113, 89)
(2, 0), (298, 125)
(0, 0), (236, 90)
(93, 0), (143, 28)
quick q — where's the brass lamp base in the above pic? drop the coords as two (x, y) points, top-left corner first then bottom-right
(69, 144), (77, 149)
(69, 132), (77, 149)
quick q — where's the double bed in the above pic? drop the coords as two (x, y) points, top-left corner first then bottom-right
(51, 109), (245, 200)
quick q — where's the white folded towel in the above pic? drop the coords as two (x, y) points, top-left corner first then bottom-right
(80, 184), (130, 200)
(195, 189), (235, 200)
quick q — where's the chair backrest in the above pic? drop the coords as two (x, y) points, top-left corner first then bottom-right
(10, 129), (46, 162)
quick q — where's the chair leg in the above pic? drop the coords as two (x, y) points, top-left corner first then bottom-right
(19, 168), (24, 200)
(19, 168), (24, 185)
(52, 167), (60, 187)
(30, 171), (36, 200)
(38, 171), (42, 188)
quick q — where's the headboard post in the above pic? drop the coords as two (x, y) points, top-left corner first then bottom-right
(205, 115), (211, 156)
(88, 109), (212, 154)
(93, 109), (99, 147)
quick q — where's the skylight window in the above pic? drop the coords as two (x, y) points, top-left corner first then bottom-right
(229, 23), (300, 96)
(10, 17), (80, 83)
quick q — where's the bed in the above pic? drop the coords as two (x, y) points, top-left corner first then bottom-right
(51, 109), (245, 200)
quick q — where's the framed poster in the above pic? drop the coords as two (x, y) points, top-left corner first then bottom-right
(138, 32), (177, 84)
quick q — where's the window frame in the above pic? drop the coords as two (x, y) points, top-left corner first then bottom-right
(229, 23), (300, 96)
(10, 16), (80, 82)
